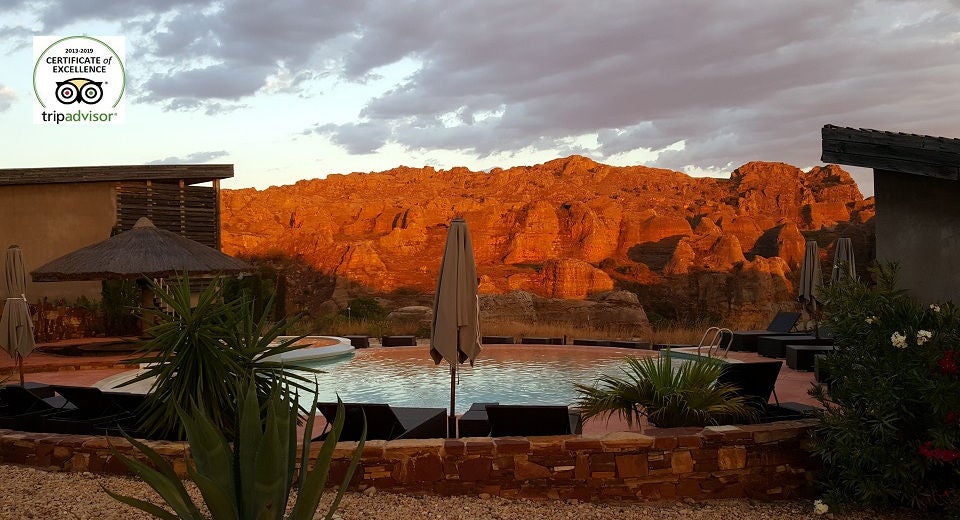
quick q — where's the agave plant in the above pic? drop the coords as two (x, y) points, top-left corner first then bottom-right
(574, 355), (756, 428)
(121, 274), (316, 438)
(106, 378), (365, 520)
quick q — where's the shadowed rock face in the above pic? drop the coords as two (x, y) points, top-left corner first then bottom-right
(221, 156), (872, 326)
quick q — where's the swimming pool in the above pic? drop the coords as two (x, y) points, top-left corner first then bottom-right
(297, 345), (652, 414)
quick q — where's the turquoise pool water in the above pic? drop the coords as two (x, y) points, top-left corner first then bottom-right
(297, 345), (649, 414)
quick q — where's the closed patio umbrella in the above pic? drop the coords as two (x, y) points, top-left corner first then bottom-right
(830, 237), (856, 285)
(798, 240), (823, 335)
(0, 246), (36, 385)
(430, 218), (482, 438)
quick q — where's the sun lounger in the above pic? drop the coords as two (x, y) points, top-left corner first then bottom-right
(312, 403), (447, 441)
(458, 402), (499, 437)
(42, 385), (135, 435)
(728, 311), (802, 352)
(716, 361), (812, 422)
(485, 404), (582, 437)
(0, 384), (75, 432)
(757, 335), (832, 358)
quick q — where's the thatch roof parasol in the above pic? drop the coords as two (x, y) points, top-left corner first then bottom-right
(31, 217), (250, 282)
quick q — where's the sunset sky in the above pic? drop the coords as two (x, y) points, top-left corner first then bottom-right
(1, 1), (959, 195)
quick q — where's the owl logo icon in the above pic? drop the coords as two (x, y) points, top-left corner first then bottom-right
(54, 78), (104, 104)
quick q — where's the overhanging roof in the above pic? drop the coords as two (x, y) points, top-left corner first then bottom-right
(821, 125), (960, 180)
(0, 164), (234, 186)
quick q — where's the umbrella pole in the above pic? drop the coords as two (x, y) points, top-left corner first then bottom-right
(449, 364), (457, 438)
(16, 352), (24, 386)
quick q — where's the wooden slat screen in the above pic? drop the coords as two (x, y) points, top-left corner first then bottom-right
(115, 181), (220, 248)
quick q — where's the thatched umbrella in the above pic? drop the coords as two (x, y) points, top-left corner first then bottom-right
(430, 218), (482, 438)
(31, 217), (250, 331)
(31, 217), (250, 282)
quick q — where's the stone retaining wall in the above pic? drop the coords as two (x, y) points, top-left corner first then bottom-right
(0, 419), (818, 502)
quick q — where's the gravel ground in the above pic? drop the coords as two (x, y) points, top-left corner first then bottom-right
(0, 464), (924, 520)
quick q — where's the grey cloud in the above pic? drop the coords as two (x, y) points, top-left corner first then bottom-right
(0, 86), (16, 112)
(309, 122), (390, 154)
(148, 150), (229, 164)
(322, 0), (960, 180)
(144, 63), (271, 102)
(16, 0), (960, 184)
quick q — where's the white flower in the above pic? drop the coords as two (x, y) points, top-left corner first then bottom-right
(865, 316), (876, 324)
(891, 331), (908, 349)
(917, 330), (933, 345)
(930, 304), (941, 313)
(814, 499), (829, 515)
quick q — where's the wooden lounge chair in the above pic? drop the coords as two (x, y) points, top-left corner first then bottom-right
(485, 404), (582, 437)
(312, 403), (447, 441)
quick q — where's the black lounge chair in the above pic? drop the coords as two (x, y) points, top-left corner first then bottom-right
(485, 404), (582, 437)
(458, 402), (499, 437)
(312, 403), (447, 441)
(43, 385), (137, 435)
(757, 334), (833, 358)
(728, 311), (802, 352)
(717, 361), (811, 422)
(0, 385), (74, 432)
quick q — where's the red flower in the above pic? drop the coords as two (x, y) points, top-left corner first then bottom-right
(940, 350), (959, 375)
(919, 441), (960, 463)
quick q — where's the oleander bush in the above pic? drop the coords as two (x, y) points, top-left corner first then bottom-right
(810, 264), (960, 514)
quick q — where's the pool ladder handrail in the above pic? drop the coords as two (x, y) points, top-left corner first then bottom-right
(696, 327), (734, 358)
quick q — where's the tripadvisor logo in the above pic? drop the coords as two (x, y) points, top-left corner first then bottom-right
(33, 35), (125, 125)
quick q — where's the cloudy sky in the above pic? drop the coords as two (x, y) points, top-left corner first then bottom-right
(2, 1), (959, 194)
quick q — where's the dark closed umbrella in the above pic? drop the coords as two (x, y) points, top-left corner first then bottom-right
(1, 246), (36, 385)
(31, 217), (250, 281)
(830, 237), (856, 285)
(430, 218), (482, 438)
(798, 240), (823, 335)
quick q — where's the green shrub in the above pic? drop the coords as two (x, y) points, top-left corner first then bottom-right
(340, 297), (386, 320)
(810, 264), (960, 512)
(106, 378), (365, 520)
(122, 275), (316, 439)
(574, 355), (755, 428)
(101, 279), (141, 336)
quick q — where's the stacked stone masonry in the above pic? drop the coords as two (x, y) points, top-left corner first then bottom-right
(0, 419), (818, 502)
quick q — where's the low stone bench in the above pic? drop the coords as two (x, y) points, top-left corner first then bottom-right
(572, 338), (610, 346)
(481, 335), (515, 344)
(609, 340), (652, 349)
(381, 335), (417, 347)
(519, 336), (564, 345)
(344, 335), (370, 348)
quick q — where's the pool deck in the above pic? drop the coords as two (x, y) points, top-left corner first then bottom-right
(1, 340), (819, 436)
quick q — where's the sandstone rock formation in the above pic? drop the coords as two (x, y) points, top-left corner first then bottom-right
(221, 156), (872, 326)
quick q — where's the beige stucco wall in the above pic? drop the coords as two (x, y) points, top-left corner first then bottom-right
(0, 182), (116, 301)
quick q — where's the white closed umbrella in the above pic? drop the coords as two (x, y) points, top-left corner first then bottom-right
(430, 218), (482, 438)
(0, 246), (36, 386)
